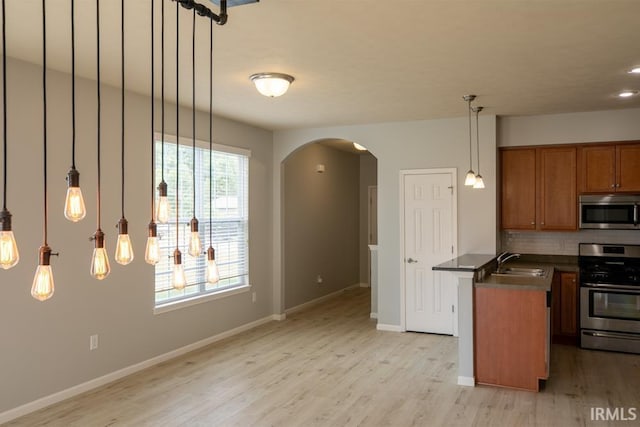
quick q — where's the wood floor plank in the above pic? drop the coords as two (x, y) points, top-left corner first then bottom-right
(5, 287), (639, 427)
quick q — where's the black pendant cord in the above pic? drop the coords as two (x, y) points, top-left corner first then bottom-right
(70, 0), (76, 169)
(191, 9), (196, 218)
(42, 0), (48, 244)
(467, 100), (472, 171)
(120, 0), (125, 219)
(175, 0), (179, 243)
(208, 18), (212, 244)
(160, 0), (165, 183)
(96, 0), (102, 229)
(475, 108), (480, 174)
(150, 0), (155, 219)
(2, 0), (7, 211)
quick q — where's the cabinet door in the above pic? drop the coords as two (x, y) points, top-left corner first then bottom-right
(559, 272), (578, 336)
(617, 144), (640, 192)
(501, 149), (536, 230)
(539, 147), (577, 231)
(580, 145), (616, 193)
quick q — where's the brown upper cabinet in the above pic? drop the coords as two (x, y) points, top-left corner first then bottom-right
(501, 146), (577, 231)
(579, 142), (640, 193)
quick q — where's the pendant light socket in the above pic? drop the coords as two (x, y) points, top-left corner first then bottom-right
(38, 244), (52, 266)
(147, 221), (157, 237)
(117, 217), (129, 235)
(190, 217), (199, 233)
(173, 248), (182, 265)
(0, 208), (12, 231)
(93, 228), (105, 248)
(207, 246), (215, 261)
(66, 167), (80, 187)
(158, 180), (168, 197)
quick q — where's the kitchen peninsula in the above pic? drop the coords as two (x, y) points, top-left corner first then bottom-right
(434, 254), (556, 392)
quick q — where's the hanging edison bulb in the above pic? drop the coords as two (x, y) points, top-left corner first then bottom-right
(172, 248), (186, 290)
(156, 181), (170, 223)
(188, 217), (202, 257)
(206, 246), (219, 284)
(63, 173), (87, 221)
(145, 222), (160, 265)
(0, 209), (19, 269)
(31, 245), (55, 301)
(115, 218), (134, 265)
(91, 229), (110, 280)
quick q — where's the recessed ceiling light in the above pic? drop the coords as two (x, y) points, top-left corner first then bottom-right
(628, 67), (640, 74)
(618, 90), (638, 98)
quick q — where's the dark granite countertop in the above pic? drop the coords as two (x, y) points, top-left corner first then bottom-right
(432, 254), (496, 272)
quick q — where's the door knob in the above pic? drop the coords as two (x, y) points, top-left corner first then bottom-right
(407, 258), (418, 264)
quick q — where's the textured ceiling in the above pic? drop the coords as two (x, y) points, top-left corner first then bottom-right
(4, 0), (640, 131)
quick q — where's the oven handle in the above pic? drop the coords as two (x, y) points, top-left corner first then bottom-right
(582, 282), (640, 292)
(635, 203), (639, 227)
(583, 330), (640, 341)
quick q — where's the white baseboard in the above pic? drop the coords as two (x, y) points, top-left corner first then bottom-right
(359, 282), (370, 288)
(284, 283), (360, 315)
(370, 312), (378, 319)
(0, 314), (278, 425)
(272, 313), (286, 321)
(376, 323), (403, 332)
(457, 376), (476, 387)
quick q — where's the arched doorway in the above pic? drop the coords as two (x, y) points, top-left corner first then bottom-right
(280, 138), (378, 315)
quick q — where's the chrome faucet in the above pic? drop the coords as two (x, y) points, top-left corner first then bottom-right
(496, 251), (521, 271)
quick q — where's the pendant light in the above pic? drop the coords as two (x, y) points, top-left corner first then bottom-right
(463, 94), (476, 186)
(206, 17), (219, 285)
(473, 106), (485, 189)
(172, 1), (186, 290)
(114, 0), (134, 265)
(188, 9), (202, 259)
(145, 0), (159, 265)
(0, 0), (19, 270)
(90, 0), (110, 280)
(31, 0), (56, 301)
(156, 0), (170, 224)
(63, 0), (86, 223)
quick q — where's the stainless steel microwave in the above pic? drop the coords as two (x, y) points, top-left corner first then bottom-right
(579, 194), (640, 230)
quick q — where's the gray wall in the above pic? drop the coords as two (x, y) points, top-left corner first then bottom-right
(0, 57), (273, 413)
(359, 152), (377, 284)
(283, 143), (360, 309)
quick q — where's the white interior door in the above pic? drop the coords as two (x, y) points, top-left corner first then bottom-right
(404, 171), (456, 334)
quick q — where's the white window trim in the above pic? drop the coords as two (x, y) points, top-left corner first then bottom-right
(152, 133), (251, 312)
(154, 284), (252, 315)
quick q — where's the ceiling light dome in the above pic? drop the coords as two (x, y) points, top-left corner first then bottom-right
(250, 72), (294, 97)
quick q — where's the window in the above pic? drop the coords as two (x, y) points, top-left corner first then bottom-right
(154, 135), (249, 308)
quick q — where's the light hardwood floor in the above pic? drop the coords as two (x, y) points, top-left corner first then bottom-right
(6, 287), (640, 427)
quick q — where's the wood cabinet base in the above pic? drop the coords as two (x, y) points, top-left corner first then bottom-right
(475, 287), (549, 392)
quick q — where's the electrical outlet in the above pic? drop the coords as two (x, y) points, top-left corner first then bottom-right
(316, 275), (323, 284)
(89, 334), (99, 351)
(252, 292), (256, 303)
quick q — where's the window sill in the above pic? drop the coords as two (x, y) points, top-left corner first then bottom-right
(154, 284), (252, 315)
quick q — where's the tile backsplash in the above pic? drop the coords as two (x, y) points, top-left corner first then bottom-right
(502, 230), (640, 256)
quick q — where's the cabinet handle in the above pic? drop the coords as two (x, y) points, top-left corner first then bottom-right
(541, 222), (545, 225)
(611, 184), (616, 188)
(530, 221), (535, 225)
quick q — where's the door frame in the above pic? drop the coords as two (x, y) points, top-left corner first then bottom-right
(399, 168), (458, 333)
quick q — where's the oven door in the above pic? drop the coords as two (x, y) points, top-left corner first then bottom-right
(580, 284), (640, 333)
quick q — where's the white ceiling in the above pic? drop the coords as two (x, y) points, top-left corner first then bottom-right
(4, 0), (640, 131)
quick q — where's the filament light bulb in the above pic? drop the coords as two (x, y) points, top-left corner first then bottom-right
(0, 209), (19, 269)
(206, 247), (219, 284)
(115, 218), (134, 265)
(172, 249), (186, 290)
(156, 181), (170, 223)
(145, 222), (160, 265)
(64, 168), (86, 222)
(31, 245), (54, 301)
(90, 229), (110, 280)
(188, 218), (202, 257)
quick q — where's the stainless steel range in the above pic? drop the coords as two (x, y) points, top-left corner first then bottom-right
(579, 243), (640, 354)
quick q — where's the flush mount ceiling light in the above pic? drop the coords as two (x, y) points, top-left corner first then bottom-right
(627, 67), (640, 74)
(250, 72), (294, 97)
(618, 90), (638, 98)
(353, 142), (367, 151)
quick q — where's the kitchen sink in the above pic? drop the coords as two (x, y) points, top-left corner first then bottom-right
(491, 267), (547, 278)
